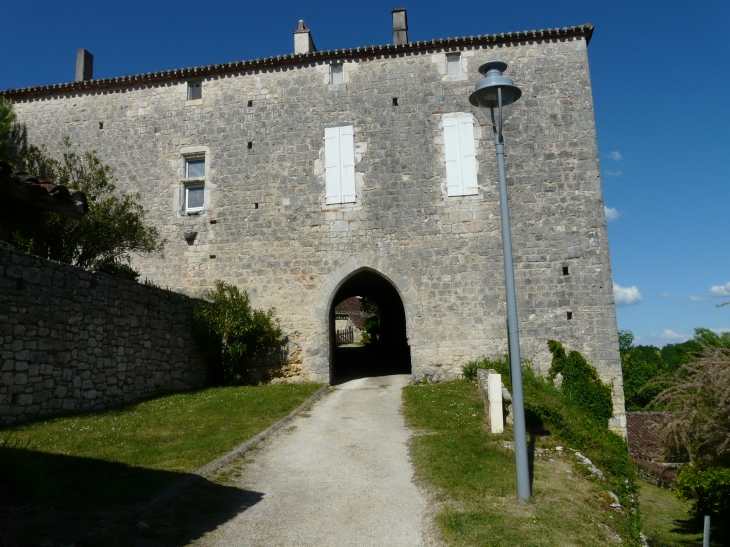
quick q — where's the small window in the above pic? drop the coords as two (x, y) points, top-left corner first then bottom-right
(330, 64), (344, 85)
(186, 186), (204, 212)
(187, 81), (202, 100)
(186, 158), (205, 178)
(446, 53), (461, 75)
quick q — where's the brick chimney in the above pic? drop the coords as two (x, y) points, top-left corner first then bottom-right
(294, 20), (316, 54)
(392, 8), (408, 45)
(75, 49), (93, 81)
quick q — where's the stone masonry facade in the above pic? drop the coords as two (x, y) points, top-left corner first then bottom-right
(3, 22), (626, 431)
(0, 248), (207, 425)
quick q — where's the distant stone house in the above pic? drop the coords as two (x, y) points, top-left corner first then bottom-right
(334, 296), (375, 344)
(2, 9), (626, 432)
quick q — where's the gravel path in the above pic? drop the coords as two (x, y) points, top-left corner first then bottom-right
(199, 374), (438, 547)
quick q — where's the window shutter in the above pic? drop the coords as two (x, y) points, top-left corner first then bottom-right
(459, 116), (479, 195)
(325, 127), (341, 204)
(339, 126), (356, 203)
(443, 117), (462, 196)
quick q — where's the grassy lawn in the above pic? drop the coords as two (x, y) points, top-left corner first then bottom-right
(403, 381), (639, 546)
(0, 383), (322, 546)
(637, 479), (715, 547)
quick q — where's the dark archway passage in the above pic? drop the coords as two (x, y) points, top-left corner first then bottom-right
(329, 269), (411, 384)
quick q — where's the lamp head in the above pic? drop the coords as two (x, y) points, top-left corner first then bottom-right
(469, 61), (522, 127)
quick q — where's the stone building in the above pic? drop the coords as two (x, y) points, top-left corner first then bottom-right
(2, 10), (625, 430)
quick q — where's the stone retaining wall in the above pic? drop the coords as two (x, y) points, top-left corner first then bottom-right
(0, 248), (208, 425)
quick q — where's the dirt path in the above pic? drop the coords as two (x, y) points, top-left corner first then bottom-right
(198, 374), (438, 547)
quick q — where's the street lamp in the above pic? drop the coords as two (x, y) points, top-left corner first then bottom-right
(469, 61), (531, 502)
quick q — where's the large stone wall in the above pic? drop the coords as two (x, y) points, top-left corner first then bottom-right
(0, 248), (208, 425)
(7, 29), (625, 430)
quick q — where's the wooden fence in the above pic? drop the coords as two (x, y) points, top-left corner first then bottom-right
(336, 326), (354, 345)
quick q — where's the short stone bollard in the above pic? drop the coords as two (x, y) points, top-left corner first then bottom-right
(477, 369), (513, 433)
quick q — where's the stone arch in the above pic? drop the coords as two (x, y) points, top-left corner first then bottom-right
(310, 254), (422, 381)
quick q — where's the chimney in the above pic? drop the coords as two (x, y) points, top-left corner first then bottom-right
(294, 20), (316, 55)
(392, 8), (408, 45)
(75, 49), (94, 81)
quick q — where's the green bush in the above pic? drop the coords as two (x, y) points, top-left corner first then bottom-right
(547, 340), (613, 425)
(676, 466), (730, 531)
(461, 355), (508, 382)
(193, 281), (283, 384)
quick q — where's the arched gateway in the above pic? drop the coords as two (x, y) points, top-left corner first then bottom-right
(311, 255), (422, 383)
(328, 269), (410, 383)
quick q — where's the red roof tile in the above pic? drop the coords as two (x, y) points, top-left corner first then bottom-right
(0, 161), (88, 221)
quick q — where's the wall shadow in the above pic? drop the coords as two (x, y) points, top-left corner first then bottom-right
(0, 447), (263, 546)
(329, 270), (411, 385)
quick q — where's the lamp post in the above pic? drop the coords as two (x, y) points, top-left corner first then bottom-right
(469, 61), (531, 502)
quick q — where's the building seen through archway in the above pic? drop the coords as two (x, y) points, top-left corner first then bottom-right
(329, 269), (411, 384)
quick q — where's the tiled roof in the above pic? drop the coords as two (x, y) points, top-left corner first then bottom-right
(0, 24), (593, 101)
(335, 297), (362, 315)
(0, 161), (88, 220)
(335, 297), (374, 330)
(626, 411), (680, 463)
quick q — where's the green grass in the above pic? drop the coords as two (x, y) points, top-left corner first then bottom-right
(637, 479), (718, 547)
(0, 383), (322, 546)
(403, 380), (641, 546)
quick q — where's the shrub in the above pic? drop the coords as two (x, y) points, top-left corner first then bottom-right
(675, 465), (730, 525)
(193, 281), (283, 384)
(461, 355), (509, 382)
(547, 340), (614, 426)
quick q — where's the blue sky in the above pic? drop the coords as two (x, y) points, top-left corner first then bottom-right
(4, 0), (729, 347)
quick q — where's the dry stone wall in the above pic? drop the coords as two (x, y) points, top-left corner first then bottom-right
(8, 32), (625, 431)
(0, 248), (208, 425)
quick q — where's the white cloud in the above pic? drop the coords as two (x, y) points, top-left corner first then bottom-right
(604, 206), (620, 221)
(690, 295), (708, 302)
(661, 293), (675, 298)
(712, 328), (730, 334)
(608, 151), (622, 161)
(613, 283), (643, 307)
(660, 329), (690, 342)
(605, 170), (623, 177)
(708, 282), (730, 298)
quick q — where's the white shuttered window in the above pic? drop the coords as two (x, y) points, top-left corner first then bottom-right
(325, 125), (356, 204)
(443, 114), (479, 197)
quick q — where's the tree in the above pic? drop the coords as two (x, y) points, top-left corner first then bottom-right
(652, 344), (730, 467)
(193, 281), (284, 384)
(0, 137), (164, 280)
(359, 297), (380, 345)
(0, 98), (15, 163)
(652, 343), (730, 533)
(619, 330), (670, 410)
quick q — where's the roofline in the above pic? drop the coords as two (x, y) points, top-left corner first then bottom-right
(2, 23), (593, 101)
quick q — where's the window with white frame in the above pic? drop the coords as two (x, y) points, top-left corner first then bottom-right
(183, 156), (206, 212)
(443, 114), (479, 197)
(324, 126), (356, 204)
(187, 81), (202, 101)
(446, 53), (461, 75)
(330, 63), (344, 85)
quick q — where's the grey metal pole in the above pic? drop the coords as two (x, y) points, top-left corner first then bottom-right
(494, 89), (531, 503)
(703, 515), (710, 547)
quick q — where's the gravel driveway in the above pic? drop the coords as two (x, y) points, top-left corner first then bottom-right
(198, 374), (439, 547)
